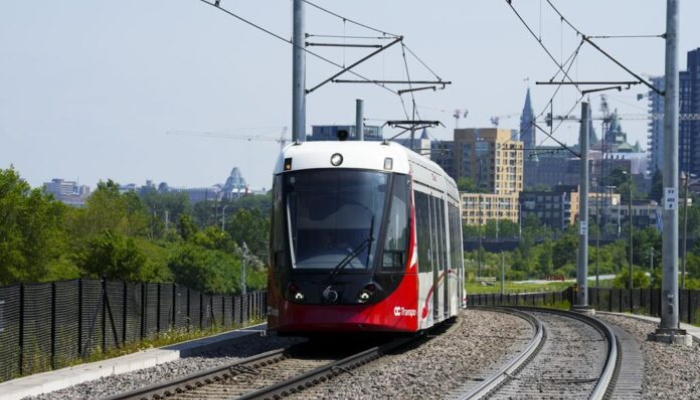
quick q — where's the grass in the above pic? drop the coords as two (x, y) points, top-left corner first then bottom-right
(466, 281), (572, 294)
(1, 317), (265, 383)
(73, 317), (266, 366)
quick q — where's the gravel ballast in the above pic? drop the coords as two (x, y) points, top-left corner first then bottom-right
(24, 334), (303, 400)
(597, 314), (700, 399)
(293, 309), (535, 400)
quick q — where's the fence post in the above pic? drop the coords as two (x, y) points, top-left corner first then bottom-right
(172, 283), (177, 330)
(122, 281), (128, 347)
(51, 282), (57, 369)
(140, 282), (145, 341)
(102, 277), (107, 354)
(18, 283), (24, 375)
(156, 283), (161, 334)
(186, 288), (191, 333)
(199, 292), (203, 329)
(77, 279), (82, 359)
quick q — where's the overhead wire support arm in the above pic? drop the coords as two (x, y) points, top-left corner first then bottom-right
(306, 42), (383, 48)
(306, 36), (404, 94)
(581, 36), (663, 96)
(398, 85), (442, 95)
(536, 81), (641, 86)
(334, 79), (451, 85)
(580, 85), (630, 95)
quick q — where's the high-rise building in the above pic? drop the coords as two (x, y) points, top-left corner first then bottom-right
(453, 128), (523, 195)
(686, 48), (700, 176)
(647, 48), (700, 177)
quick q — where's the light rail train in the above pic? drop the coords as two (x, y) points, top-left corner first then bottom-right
(267, 139), (464, 335)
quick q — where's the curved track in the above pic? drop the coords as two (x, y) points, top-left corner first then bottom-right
(456, 307), (619, 400)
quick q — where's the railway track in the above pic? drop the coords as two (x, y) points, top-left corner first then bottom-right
(455, 307), (621, 400)
(102, 335), (417, 400)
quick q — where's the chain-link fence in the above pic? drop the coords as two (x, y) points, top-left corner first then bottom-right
(0, 279), (266, 382)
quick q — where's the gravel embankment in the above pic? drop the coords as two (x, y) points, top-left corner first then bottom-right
(24, 334), (304, 400)
(597, 314), (700, 399)
(294, 309), (535, 400)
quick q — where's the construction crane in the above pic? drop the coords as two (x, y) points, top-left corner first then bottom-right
(167, 127), (289, 153)
(453, 109), (469, 129)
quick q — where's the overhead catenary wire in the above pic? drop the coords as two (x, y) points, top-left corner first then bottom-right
(195, 0), (399, 96)
(587, 34), (665, 40)
(541, 0), (662, 95)
(301, 0), (399, 38)
(504, 0), (582, 95)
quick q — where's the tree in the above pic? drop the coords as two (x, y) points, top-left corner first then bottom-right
(77, 230), (146, 281)
(552, 233), (577, 270)
(226, 208), (270, 260)
(0, 168), (68, 285)
(457, 177), (477, 192)
(66, 180), (149, 243)
(613, 269), (651, 289)
(168, 244), (242, 294)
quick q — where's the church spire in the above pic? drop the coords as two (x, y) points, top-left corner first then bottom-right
(520, 88), (536, 159)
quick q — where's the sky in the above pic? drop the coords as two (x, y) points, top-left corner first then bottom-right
(2, 1), (699, 191)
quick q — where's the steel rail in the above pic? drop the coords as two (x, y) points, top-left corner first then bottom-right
(496, 307), (619, 400)
(456, 307), (545, 400)
(103, 348), (288, 400)
(237, 336), (416, 400)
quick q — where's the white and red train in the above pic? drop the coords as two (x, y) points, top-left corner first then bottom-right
(267, 139), (464, 335)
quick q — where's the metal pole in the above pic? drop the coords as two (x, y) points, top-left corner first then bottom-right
(292, 0), (306, 142)
(629, 175), (633, 290)
(660, 0), (680, 330)
(681, 171), (690, 289)
(576, 101), (590, 308)
(356, 99), (364, 141)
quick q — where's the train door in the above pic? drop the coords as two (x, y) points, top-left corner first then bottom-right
(429, 195), (440, 322)
(431, 195), (448, 322)
(439, 199), (449, 319)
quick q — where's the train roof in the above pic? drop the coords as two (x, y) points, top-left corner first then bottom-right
(274, 141), (450, 179)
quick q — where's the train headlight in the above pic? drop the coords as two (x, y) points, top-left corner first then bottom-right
(358, 290), (371, 303)
(330, 153), (344, 166)
(357, 282), (378, 303)
(288, 283), (304, 302)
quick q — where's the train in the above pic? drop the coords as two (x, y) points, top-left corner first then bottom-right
(266, 138), (464, 335)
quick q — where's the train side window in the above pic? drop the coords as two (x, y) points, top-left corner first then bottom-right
(382, 176), (409, 270)
(272, 176), (287, 268)
(415, 192), (432, 273)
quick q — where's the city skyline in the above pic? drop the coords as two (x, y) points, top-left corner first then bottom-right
(2, 1), (700, 190)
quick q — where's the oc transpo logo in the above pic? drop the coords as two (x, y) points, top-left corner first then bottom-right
(393, 306), (417, 317)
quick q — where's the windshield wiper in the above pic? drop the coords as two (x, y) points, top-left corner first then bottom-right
(329, 215), (375, 280)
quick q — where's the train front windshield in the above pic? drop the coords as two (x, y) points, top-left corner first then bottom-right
(273, 168), (412, 274)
